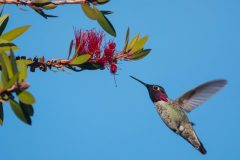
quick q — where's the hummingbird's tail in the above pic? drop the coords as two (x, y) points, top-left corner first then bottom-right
(198, 139), (207, 154)
(180, 124), (207, 155)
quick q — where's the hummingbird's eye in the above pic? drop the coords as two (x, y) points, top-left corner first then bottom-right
(153, 86), (160, 91)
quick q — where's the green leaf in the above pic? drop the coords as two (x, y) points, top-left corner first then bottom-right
(1, 25), (30, 41)
(67, 40), (73, 60)
(0, 51), (13, 79)
(101, 10), (113, 15)
(126, 34), (140, 52)
(33, 0), (50, 3)
(18, 91), (35, 105)
(0, 82), (4, 93)
(128, 49), (151, 60)
(0, 38), (19, 51)
(94, 6), (116, 37)
(16, 59), (33, 66)
(0, 14), (9, 35)
(9, 98), (31, 125)
(42, 4), (57, 10)
(81, 4), (98, 20)
(0, 52), (9, 85)
(131, 35), (148, 53)
(10, 49), (18, 74)
(19, 101), (34, 117)
(0, 5), (5, 17)
(0, 103), (3, 125)
(4, 73), (18, 90)
(123, 27), (130, 52)
(31, 7), (57, 19)
(18, 61), (28, 82)
(32, 0), (52, 7)
(79, 62), (104, 70)
(97, 0), (110, 5)
(70, 54), (91, 65)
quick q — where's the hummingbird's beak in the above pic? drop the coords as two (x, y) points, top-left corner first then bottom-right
(130, 76), (148, 87)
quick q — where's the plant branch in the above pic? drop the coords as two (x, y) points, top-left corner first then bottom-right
(0, 82), (29, 103)
(0, 0), (88, 5)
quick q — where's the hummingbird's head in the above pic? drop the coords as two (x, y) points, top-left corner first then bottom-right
(130, 76), (168, 103)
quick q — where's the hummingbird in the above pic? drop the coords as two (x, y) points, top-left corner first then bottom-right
(130, 76), (227, 154)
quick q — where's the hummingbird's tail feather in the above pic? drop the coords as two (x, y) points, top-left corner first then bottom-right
(198, 140), (207, 154)
(179, 124), (207, 155)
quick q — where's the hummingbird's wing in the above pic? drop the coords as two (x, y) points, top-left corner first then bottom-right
(174, 80), (227, 112)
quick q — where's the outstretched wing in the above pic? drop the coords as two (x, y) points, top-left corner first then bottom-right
(174, 80), (227, 112)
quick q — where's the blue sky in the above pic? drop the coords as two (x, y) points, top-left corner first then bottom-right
(1, 0), (240, 159)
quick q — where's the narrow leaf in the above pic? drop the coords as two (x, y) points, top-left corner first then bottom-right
(19, 101), (34, 117)
(18, 91), (35, 105)
(0, 51), (13, 79)
(1, 25), (30, 41)
(18, 61), (28, 82)
(10, 49), (18, 74)
(32, 0), (50, 4)
(16, 59), (33, 66)
(101, 10), (113, 15)
(0, 5), (5, 17)
(0, 52), (9, 85)
(42, 4), (57, 10)
(31, 7), (57, 19)
(123, 27), (130, 52)
(94, 6), (116, 37)
(9, 98), (31, 125)
(0, 38), (19, 51)
(67, 40), (73, 60)
(4, 73), (18, 90)
(0, 14), (9, 35)
(81, 4), (98, 20)
(70, 54), (91, 65)
(131, 35), (148, 53)
(0, 103), (3, 125)
(128, 49), (151, 60)
(97, 0), (110, 5)
(126, 34), (140, 52)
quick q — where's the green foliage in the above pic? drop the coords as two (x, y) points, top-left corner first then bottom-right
(9, 98), (31, 125)
(1, 25), (31, 41)
(0, 50), (35, 125)
(97, 0), (110, 5)
(123, 27), (130, 51)
(131, 36), (148, 53)
(81, 4), (98, 20)
(17, 60), (29, 82)
(80, 3), (116, 37)
(18, 91), (35, 105)
(0, 14), (30, 52)
(123, 29), (151, 61)
(128, 49), (151, 60)
(0, 103), (3, 125)
(0, 14), (9, 35)
(0, 38), (18, 51)
(126, 34), (140, 52)
(70, 54), (91, 65)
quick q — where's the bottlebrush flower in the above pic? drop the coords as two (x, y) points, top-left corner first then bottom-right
(73, 29), (118, 74)
(74, 29), (104, 57)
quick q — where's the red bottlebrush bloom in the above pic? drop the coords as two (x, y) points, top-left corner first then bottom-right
(110, 63), (117, 74)
(73, 29), (118, 74)
(74, 29), (104, 57)
(96, 41), (116, 67)
(104, 41), (116, 58)
(87, 30), (104, 57)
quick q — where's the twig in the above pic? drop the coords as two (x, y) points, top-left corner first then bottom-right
(0, 0), (87, 5)
(0, 82), (29, 103)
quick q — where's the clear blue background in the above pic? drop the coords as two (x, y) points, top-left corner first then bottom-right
(1, 0), (240, 159)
